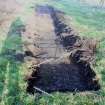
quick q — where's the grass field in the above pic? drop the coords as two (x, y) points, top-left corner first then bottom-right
(0, 0), (105, 105)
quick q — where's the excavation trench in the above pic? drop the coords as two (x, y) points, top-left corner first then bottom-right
(26, 5), (100, 94)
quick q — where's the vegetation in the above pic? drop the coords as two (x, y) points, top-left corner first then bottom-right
(0, 0), (105, 105)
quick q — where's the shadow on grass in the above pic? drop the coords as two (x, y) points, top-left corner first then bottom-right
(0, 18), (25, 105)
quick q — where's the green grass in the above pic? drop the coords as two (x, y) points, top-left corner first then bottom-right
(0, 18), (35, 105)
(49, 0), (105, 38)
(0, 0), (105, 105)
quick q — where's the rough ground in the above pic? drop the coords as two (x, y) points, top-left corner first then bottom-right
(0, 2), (100, 94)
(0, 0), (104, 105)
(25, 5), (100, 94)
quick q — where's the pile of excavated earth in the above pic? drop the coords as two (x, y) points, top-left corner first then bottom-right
(19, 5), (100, 94)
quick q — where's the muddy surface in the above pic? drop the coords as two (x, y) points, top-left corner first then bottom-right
(25, 5), (100, 94)
(27, 52), (100, 93)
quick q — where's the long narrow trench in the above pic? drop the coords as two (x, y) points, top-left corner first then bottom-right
(34, 6), (65, 59)
(22, 5), (66, 63)
(25, 5), (100, 94)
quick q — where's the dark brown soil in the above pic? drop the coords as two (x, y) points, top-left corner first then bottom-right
(26, 5), (100, 94)
(26, 50), (100, 94)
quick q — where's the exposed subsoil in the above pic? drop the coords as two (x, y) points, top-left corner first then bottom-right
(23, 5), (100, 94)
(27, 54), (100, 93)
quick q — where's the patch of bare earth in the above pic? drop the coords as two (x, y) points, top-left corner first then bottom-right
(21, 5), (100, 94)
